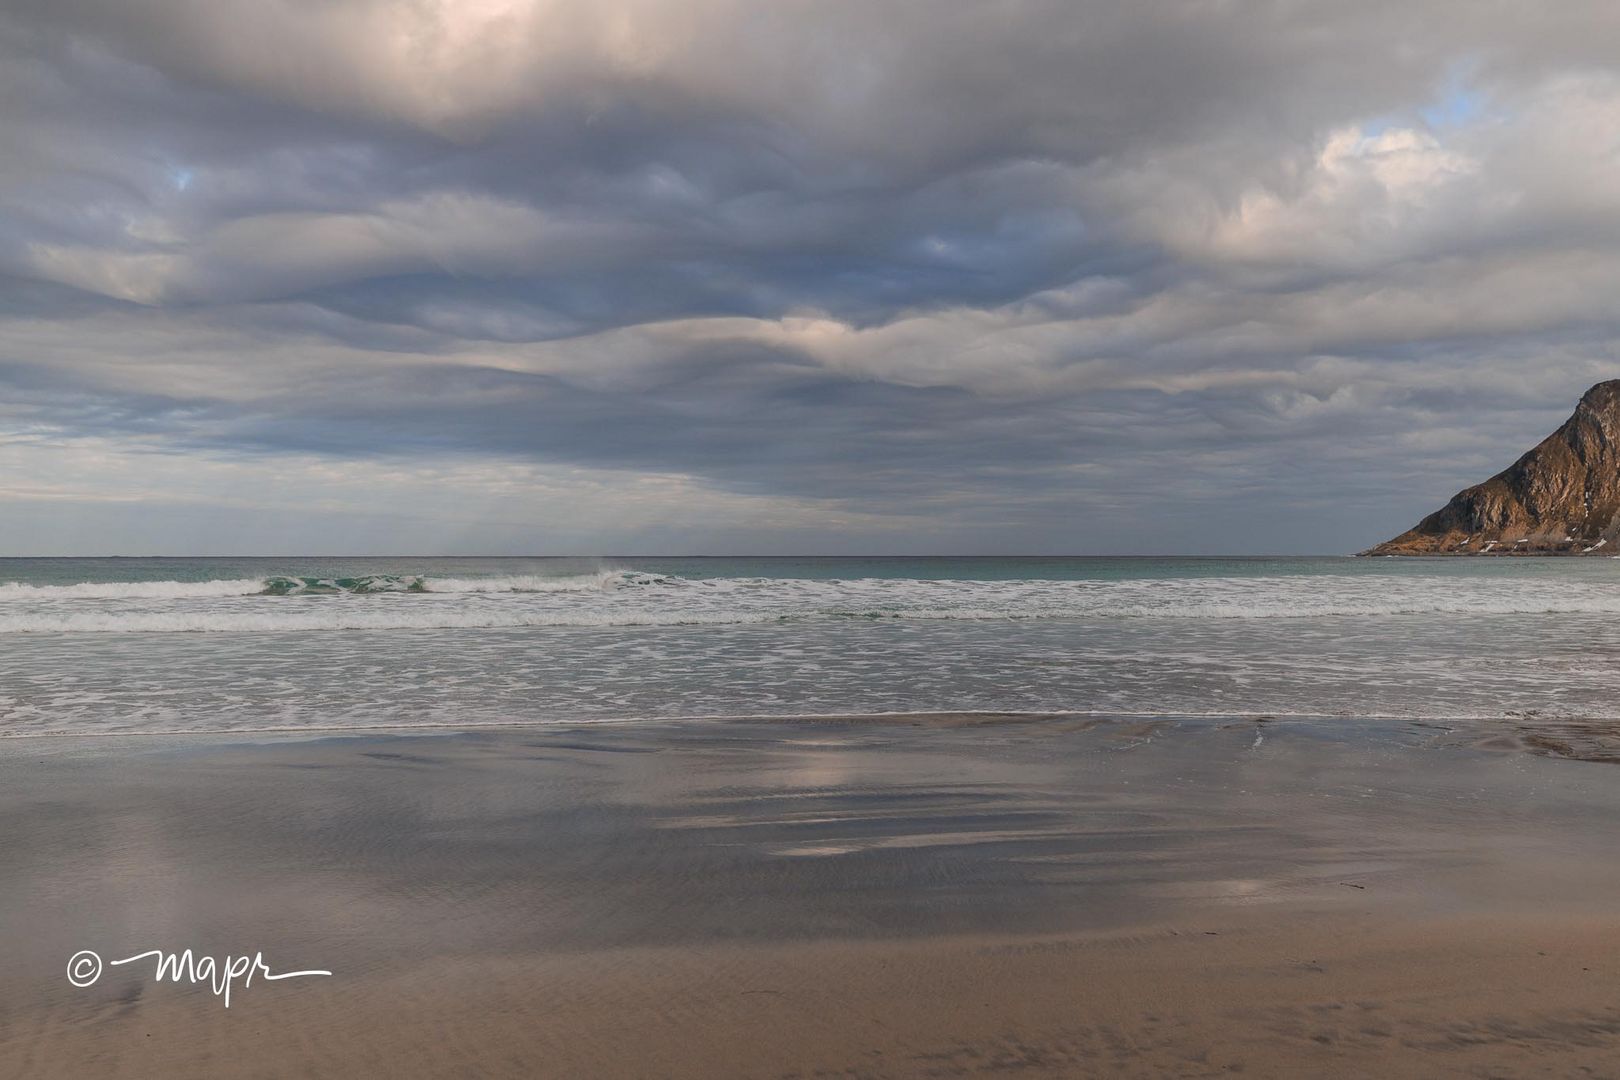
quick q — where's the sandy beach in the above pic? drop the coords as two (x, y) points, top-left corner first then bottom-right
(14, 0), (1620, 1072)
(4, 714), (1619, 1078)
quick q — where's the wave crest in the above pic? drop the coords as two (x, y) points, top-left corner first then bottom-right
(0, 570), (664, 601)
(6, 570), (1620, 633)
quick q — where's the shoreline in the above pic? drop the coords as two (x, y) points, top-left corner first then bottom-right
(5, 708), (1620, 765)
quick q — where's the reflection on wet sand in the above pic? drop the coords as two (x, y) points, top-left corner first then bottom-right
(3, 715), (1620, 1077)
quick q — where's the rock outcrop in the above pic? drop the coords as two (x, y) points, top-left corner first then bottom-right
(1364, 380), (1620, 555)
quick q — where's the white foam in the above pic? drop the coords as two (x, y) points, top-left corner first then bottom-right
(0, 570), (638, 601)
(426, 571), (642, 593)
(5, 570), (1620, 633)
(0, 606), (779, 634)
(0, 578), (268, 600)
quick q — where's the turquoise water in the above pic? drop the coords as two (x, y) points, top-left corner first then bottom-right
(3, 556), (1619, 735)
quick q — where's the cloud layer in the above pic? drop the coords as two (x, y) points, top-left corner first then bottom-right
(5, 0), (1620, 553)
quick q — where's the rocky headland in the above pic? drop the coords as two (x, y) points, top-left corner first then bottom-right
(1364, 380), (1620, 556)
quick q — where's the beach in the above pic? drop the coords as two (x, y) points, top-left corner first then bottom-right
(5, 713), (1619, 1078)
(15, 1), (1620, 1072)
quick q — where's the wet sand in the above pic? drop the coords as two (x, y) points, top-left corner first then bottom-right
(3, 715), (1619, 1077)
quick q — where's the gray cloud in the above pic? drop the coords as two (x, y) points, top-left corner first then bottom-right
(5, 1), (1620, 553)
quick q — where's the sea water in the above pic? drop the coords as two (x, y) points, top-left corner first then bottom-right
(4, 555), (1620, 735)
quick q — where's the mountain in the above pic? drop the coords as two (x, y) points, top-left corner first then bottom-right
(1363, 380), (1620, 556)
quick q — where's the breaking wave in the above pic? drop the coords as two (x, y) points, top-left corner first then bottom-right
(4, 569), (1620, 633)
(0, 570), (662, 601)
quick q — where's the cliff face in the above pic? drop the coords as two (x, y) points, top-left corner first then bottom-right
(1365, 380), (1620, 555)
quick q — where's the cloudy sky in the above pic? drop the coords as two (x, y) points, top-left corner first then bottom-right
(4, 1), (1620, 554)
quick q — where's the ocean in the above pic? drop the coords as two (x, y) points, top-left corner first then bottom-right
(4, 555), (1620, 737)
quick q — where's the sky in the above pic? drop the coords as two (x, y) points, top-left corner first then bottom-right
(4, 1), (1620, 555)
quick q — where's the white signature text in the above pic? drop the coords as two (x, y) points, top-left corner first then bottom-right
(67, 948), (331, 1008)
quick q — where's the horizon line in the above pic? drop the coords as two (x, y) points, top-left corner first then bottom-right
(0, 552), (1359, 560)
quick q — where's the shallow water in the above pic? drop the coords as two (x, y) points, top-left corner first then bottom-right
(4, 555), (1620, 735)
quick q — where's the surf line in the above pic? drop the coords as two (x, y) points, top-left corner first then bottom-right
(66, 948), (331, 1008)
